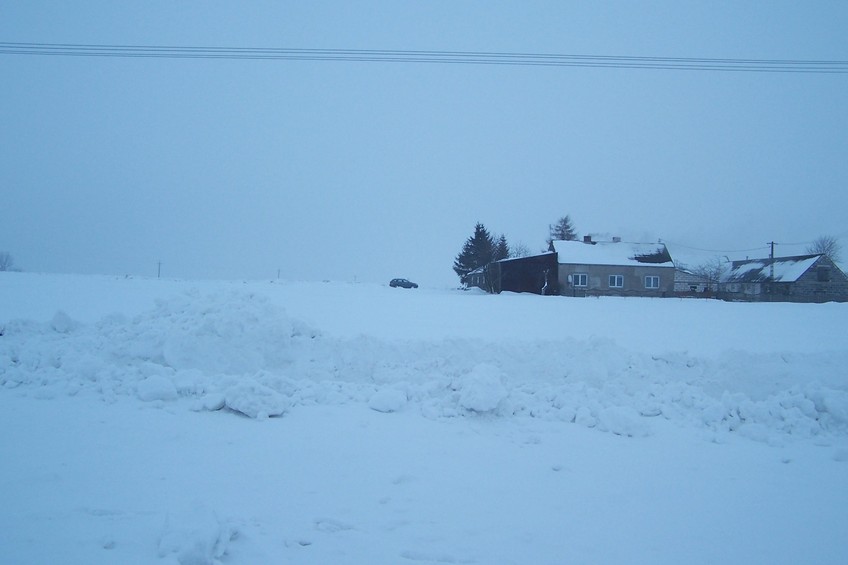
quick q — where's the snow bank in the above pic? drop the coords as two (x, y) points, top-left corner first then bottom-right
(2, 284), (847, 443)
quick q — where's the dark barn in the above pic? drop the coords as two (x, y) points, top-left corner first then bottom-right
(486, 253), (559, 295)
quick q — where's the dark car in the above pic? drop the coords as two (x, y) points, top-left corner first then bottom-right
(390, 278), (418, 288)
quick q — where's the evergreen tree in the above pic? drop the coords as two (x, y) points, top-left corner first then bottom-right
(546, 215), (577, 249)
(453, 223), (495, 282)
(494, 234), (510, 261)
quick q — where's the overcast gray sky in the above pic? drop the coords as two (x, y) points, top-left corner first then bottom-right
(2, 1), (847, 285)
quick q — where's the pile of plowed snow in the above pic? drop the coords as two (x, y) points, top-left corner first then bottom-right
(3, 280), (846, 444)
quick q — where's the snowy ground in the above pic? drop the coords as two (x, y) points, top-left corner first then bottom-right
(1, 272), (847, 564)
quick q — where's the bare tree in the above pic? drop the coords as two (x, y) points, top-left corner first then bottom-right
(692, 256), (727, 292)
(510, 242), (532, 258)
(806, 235), (842, 263)
(0, 251), (14, 272)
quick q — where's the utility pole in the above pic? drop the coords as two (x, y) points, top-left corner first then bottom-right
(157, 260), (162, 279)
(768, 242), (775, 293)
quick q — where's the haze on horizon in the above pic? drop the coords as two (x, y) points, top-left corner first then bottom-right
(2, 2), (846, 285)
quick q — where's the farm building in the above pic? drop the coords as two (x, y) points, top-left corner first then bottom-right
(463, 254), (558, 294)
(467, 237), (676, 297)
(719, 254), (848, 303)
(483, 253), (559, 294)
(552, 237), (675, 297)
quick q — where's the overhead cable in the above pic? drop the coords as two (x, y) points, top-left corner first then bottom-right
(2, 42), (847, 73)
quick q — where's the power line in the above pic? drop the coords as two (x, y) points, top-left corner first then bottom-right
(772, 240), (816, 247)
(662, 241), (769, 254)
(2, 42), (848, 73)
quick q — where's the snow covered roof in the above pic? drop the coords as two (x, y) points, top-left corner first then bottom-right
(725, 254), (821, 283)
(551, 240), (674, 268)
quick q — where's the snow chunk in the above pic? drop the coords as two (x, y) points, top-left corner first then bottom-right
(369, 388), (407, 413)
(196, 393), (226, 412)
(224, 378), (288, 418)
(137, 375), (179, 402)
(596, 406), (652, 437)
(459, 364), (508, 413)
(153, 291), (316, 375)
(50, 310), (77, 333)
(575, 406), (598, 428)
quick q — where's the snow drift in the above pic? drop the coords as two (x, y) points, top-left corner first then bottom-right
(3, 283), (846, 444)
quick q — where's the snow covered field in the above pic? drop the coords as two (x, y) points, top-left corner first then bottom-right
(1, 272), (847, 564)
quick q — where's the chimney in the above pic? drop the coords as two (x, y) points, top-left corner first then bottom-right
(583, 235), (592, 244)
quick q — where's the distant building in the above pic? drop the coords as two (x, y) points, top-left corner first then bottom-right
(674, 268), (717, 296)
(719, 254), (848, 303)
(465, 266), (488, 290)
(467, 236), (676, 297)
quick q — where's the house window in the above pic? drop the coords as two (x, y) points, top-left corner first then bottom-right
(572, 273), (588, 287)
(644, 275), (660, 289)
(609, 275), (624, 288)
(817, 266), (831, 282)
